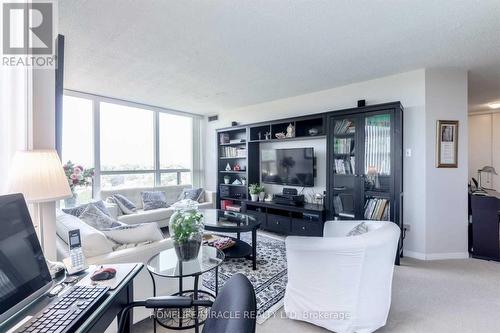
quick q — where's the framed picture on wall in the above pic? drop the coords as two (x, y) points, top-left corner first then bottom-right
(436, 120), (459, 168)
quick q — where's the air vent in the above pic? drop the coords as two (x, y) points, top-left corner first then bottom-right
(208, 115), (219, 122)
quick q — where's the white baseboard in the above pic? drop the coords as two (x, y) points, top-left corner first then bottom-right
(403, 250), (470, 260)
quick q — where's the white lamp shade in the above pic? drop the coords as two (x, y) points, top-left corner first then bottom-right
(7, 150), (72, 203)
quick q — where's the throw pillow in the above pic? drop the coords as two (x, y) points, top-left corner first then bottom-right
(79, 203), (123, 230)
(101, 223), (164, 244)
(177, 188), (204, 202)
(62, 200), (110, 217)
(141, 191), (168, 211)
(112, 194), (137, 215)
(346, 222), (369, 237)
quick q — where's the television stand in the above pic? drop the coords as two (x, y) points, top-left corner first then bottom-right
(241, 200), (326, 236)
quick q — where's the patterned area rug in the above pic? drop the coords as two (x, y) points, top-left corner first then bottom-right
(201, 232), (287, 324)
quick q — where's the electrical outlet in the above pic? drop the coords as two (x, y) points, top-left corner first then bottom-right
(403, 224), (411, 232)
(405, 149), (412, 157)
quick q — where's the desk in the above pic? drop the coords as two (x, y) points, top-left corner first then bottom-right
(2, 263), (143, 333)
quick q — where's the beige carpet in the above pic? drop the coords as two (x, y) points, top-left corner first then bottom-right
(133, 257), (500, 333)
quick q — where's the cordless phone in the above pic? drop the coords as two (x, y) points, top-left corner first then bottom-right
(64, 229), (88, 275)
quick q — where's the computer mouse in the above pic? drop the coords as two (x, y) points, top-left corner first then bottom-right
(90, 267), (116, 281)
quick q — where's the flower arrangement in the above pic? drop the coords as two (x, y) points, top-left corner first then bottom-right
(63, 161), (94, 194)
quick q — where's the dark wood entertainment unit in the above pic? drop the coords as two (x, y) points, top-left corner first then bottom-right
(216, 101), (403, 260)
(242, 200), (326, 236)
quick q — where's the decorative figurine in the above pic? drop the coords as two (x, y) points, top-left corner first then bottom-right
(233, 163), (241, 171)
(275, 132), (286, 139)
(286, 123), (295, 138)
(265, 131), (271, 140)
(225, 163), (231, 171)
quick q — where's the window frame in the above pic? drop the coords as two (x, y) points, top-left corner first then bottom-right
(62, 90), (202, 196)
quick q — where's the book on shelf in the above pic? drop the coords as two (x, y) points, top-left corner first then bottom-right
(221, 146), (246, 158)
(225, 204), (242, 212)
(334, 156), (356, 174)
(333, 138), (354, 154)
(334, 120), (355, 134)
(363, 198), (390, 221)
(220, 199), (233, 210)
(333, 195), (343, 214)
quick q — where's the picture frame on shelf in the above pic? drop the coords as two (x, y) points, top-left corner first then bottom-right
(436, 120), (459, 168)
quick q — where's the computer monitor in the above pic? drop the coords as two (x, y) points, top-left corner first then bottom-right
(0, 194), (53, 324)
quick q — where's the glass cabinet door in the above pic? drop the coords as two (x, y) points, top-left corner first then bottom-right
(362, 113), (392, 221)
(331, 117), (359, 219)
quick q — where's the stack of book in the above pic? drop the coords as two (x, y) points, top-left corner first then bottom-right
(334, 157), (356, 174)
(220, 200), (242, 212)
(334, 138), (354, 154)
(334, 120), (355, 134)
(364, 198), (390, 220)
(221, 146), (246, 158)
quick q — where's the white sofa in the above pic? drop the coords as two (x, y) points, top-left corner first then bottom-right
(55, 211), (178, 323)
(284, 221), (400, 333)
(100, 185), (215, 228)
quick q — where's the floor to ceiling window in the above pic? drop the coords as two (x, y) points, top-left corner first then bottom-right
(61, 92), (199, 202)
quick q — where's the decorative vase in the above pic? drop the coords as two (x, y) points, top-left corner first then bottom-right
(169, 201), (204, 261)
(224, 178), (230, 184)
(250, 194), (259, 202)
(259, 192), (266, 201)
(64, 194), (77, 208)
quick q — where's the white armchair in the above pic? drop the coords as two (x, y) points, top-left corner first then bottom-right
(284, 221), (400, 333)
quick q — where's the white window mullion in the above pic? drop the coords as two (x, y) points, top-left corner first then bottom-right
(154, 110), (160, 186)
(93, 98), (101, 198)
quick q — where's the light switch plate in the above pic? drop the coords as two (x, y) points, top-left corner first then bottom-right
(405, 149), (412, 157)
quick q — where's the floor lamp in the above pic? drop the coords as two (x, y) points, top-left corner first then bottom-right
(7, 150), (72, 257)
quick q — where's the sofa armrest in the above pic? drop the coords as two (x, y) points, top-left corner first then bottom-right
(104, 202), (121, 219)
(203, 190), (215, 204)
(86, 238), (174, 266)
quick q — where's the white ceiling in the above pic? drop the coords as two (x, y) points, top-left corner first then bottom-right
(59, 0), (500, 114)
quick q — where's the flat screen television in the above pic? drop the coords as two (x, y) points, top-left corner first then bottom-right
(261, 148), (314, 187)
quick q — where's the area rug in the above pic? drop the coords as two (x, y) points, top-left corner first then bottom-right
(201, 232), (287, 324)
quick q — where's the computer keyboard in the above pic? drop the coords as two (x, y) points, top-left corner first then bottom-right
(17, 285), (109, 333)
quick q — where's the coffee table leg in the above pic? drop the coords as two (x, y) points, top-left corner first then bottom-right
(215, 266), (219, 295)
(148, 271), (157, 333)
(194, 275), (199, 333)
(252, 228), (257, 270)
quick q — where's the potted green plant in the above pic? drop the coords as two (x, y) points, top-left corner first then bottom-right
(224, 175), (231, 184)
(258, 185), (266, 201)
(249, 183), (260, 201)
(169, 201), (204, 261)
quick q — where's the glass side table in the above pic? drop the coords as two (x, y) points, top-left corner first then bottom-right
(147, 245), (224, 333)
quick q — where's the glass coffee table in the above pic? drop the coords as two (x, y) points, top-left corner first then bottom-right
(201, 209), (261, 270)
(147, 245), (224, 333)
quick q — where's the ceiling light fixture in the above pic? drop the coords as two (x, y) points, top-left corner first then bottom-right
(488, 102), (500, 109)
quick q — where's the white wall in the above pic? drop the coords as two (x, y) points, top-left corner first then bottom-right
(468, 112), (500, 191)
(424, 68), (468, 259)
(204, 68), (469, 259)
(205, 69), (428, 255)
(31, 68), (58, 260)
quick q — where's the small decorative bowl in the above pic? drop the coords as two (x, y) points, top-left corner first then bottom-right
(309, 128), (319, 136)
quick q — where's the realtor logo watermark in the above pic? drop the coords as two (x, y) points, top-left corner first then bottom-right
(1, 0), (57, 68)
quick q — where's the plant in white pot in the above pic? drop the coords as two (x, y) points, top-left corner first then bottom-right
(249, 183), (260, 202)
(169, 200), (204, 261)
(258, 185), (266, 201)
(223, 175), (231, 184)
